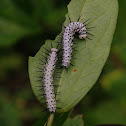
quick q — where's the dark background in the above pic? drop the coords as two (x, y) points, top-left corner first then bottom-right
(0, 0), (126, 126)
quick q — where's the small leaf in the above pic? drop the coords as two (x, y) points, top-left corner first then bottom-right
(63, 115), (84, 126)
(29, 0), (118, 113)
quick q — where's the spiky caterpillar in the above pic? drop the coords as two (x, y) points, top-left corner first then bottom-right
(62, 21), (89, 68)
(43, 48), (58, 113)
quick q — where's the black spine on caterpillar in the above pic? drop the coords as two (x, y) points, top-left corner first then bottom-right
(62, 22), (88, 68)
(43, 48), (58, 113)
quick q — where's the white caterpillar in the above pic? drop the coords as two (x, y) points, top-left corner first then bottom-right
(43, 48), (58, 113)
(62, 21), (88, 68)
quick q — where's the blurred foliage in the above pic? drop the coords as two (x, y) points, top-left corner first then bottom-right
(0, 0), (126, 126)
(0, 0), (67, 47)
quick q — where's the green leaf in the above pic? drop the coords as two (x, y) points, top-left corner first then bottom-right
(0, 0), (40, 47)
(63, 115), (84, 126)
(29, 0), (118, 113)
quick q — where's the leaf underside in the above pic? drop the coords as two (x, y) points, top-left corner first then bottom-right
(29, 0), (118, 113)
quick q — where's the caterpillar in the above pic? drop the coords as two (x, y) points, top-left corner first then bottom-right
(42, 47), (59, 113)
(61, 16), (93, 68)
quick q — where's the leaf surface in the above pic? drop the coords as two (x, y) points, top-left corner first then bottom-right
(29, 0), (118, 113)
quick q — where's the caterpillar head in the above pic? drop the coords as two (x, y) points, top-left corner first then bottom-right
(79, 34), (87, 39)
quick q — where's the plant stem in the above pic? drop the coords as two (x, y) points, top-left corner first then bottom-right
(47, 113), (54, 126)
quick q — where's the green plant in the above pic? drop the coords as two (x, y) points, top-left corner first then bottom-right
(29, 0), (118, 125)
